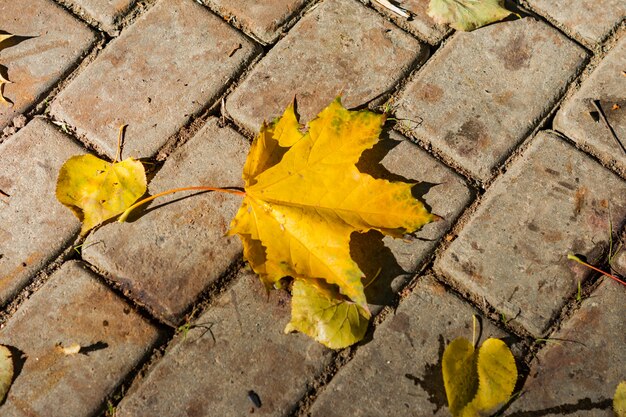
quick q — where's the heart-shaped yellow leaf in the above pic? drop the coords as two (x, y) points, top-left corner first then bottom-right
(56, 154), (147, 235)
(442, 337), (517, 417)
(285, 278), (370, 349)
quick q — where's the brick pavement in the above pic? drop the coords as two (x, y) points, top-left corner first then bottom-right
(1, 1), (625, 416)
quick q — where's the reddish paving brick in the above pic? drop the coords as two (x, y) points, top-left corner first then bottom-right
(0, 119), (82, 306)
(62, 0), (136, 33)
(507, 278), (625, 416)
(359, 132), (473, 311)
(436, 131), (626, 337)
(395, 18), (587, 182)
(201, 0), (311, 44)
(555, 37), (626, 177)
(370, 0), (450, 44)
(527, 0), (626, 45)
(0, 0), (96, 130)
(0, 261), (162, 417)
(50, 0), (260, 159)
(82, 119), (248, 325)
(116, 271), (333, 417)
(310, 276), (515, 417)
(227, 0), (428, 134)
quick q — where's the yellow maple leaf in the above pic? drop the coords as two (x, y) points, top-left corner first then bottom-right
(56, 127), (147, 235)
(0, 33), (15, 106)
(229, 97), (436, 313)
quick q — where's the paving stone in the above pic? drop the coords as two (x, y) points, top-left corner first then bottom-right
(309, 275), (516, 417)
(527, 0), (626, 45)
(116, 270), (333, 417)
(227, 0), (428, 135)
(358, 131), (473, 311)
(50, 0), (260, 159)
(395, 18), (587, 182)
(436, 131), (626, 337)
(554, 37), (626, 177)
(0, 261), (162, 417)
(200, 0), (311, 44)
(506, 277), (625, 416)
(0, 0), (96, 130)
(83, 119), (248, 325)
(0, 119), (82, 306)
(370, 0), (450, 44)
(62, 0), (136, 34)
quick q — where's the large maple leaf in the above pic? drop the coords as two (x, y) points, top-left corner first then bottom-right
(229, 98), (436, 317)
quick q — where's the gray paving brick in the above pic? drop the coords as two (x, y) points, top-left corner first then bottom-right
(116, 270), (333, 417)
(310, 275), (515, 417)
(0, 261), (162, 417)
(50, 0), (260, 159)
(370, 0), (450, 44)
(527, 0), (626, 45)
(200, 0), (311, 44)
(506, 277), (625, 416)
(395, 18), (587, 182)
(555, 37), (626, 177)
(62, 0), (136, 34)
(360, 132), (473, 311)
(226, 0), (428, 135)
(0, 119), (82, 306)
(83, 119), (248, 325)
(436, 131), (626, 337)
(0, 0), (96, 130)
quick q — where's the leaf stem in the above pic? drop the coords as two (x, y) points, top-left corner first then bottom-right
(119, 186), (245, 222)
(115, 124), (127, 163)
(567, 253), (626, 287)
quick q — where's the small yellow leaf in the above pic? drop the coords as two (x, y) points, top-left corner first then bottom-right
(285, 279), (370, 349)
(442, 337), (517, 417)
(427, 0), (512, 31)
(442, 337), (478, 416)
(56, 154), (147, 235)
(615, 381), (626, 417)
(0, 345), (14, 403)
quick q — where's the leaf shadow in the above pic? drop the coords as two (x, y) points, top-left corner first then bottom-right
(1, 345), (26, 406)
(79, 341), (109, 355)
(122, 190), (213, 223)
(505, 396), (612, 416)
(404, 334), (448, 413)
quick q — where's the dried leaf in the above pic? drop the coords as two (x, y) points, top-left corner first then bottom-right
(0, 345), (13, 403)
(427, 0), (512, 31)
(615, 381), (626, 417)
(55, 342), (81, 356)
(56, 154), (147, 235)
(442, 337), (517, 417)
(229, 98), (435, 315)
(285, 279), (369, 349)
(0, 33), (15, 106)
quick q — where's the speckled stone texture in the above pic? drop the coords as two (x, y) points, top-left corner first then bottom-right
(436, 131), (626, 337)
(0, 0), (96, 130)
(50, 0), (260, 159)
(227, 0), (429, 134)
(395, 18), (587, 182)
(61, 0), (137, 33)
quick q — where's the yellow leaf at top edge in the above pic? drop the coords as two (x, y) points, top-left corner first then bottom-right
(285, 278), (370, 349)
(427, 0), (512, 31)
(0, 33), (14, 106)
(229, 97), (436, 312)
(56, 154), (147, 235)
(615, 381), (626, 417)
(0, 345), (13, 403)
